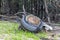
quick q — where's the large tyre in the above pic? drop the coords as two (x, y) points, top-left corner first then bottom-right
(20, 14), (42, 32)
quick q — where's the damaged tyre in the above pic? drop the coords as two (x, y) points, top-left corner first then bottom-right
(20, 14), (43, 32)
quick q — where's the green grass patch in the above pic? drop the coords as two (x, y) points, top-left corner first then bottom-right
(0, 21), (47, 40)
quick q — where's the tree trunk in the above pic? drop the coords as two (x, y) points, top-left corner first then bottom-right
(44, 0), (51, 24)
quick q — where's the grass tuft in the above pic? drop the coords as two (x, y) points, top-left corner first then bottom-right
(0, 21), (47, 40)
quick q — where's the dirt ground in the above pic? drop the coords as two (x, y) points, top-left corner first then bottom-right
(43, 25), (60, 40)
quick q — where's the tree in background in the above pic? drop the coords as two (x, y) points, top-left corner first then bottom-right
(0, 0), (60, 23)
(1, 0), (10, 15)
(1, 0), (19, 15)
